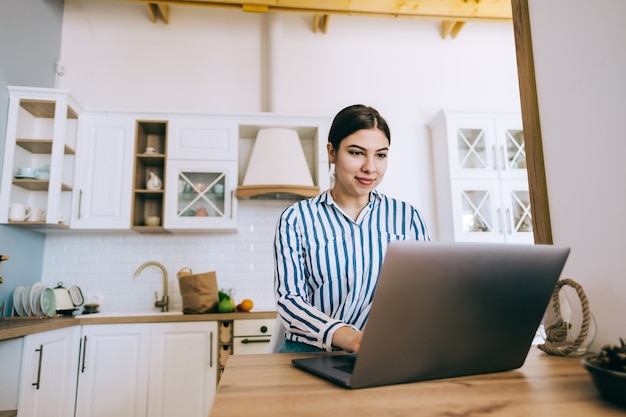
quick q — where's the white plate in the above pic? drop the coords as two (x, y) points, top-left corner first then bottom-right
(30, 283), (45, 316)
(22, 285), (31, 316)
(13, 286), (24, 316)
(40, 288), (56, 317)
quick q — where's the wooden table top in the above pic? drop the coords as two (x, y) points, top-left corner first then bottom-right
(210, 348), (624, 416)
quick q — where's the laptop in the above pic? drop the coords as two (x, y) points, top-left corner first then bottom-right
(292, 241), (570, 389)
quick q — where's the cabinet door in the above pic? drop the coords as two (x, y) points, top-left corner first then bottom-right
(73, 115), (135, 229)
(494, 117), (527, 180)
(168, 118), (237, 160)
(445, 117), (498, 179)
(450, 180), (504, 243)
(499, 180), (534, 244)
(148, 322), (218, 417)
(75, 324), (151, 417)
(17, 326), (81, 417)
(164, 159), (238, 230)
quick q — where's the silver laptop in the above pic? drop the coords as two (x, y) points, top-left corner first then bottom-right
(292, 241), (570, 389)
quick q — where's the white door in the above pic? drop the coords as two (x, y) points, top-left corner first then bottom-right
(75, 324), (151, 417)
(17, 326), (81, 417)
(73, 115), (135, 229)
(148, 322), (218, 417)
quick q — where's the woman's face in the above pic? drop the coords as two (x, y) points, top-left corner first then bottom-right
(328, 128), (389, 199)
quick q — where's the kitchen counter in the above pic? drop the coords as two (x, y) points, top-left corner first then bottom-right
(0, 310), (276, 341)
(210, 348), (625, 416)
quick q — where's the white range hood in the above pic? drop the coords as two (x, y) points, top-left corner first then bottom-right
(236, 127), (319, 199)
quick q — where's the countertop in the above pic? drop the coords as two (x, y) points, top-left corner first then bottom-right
(210, 348), (624, 416)
(0, 310), (277, 341)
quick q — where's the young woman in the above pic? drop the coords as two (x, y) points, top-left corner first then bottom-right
(273, 104), (430, 353)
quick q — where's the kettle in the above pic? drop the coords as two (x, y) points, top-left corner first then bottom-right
(53, 282), (84, 315)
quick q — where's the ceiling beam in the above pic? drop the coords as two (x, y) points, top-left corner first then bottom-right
(135, 0), (511, 37)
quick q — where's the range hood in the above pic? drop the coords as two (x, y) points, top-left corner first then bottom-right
(235, 128), (319, 199)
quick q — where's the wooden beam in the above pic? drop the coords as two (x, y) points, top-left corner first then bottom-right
(146, 2), (170, 23)
(441, 20), (466, 38)
(158, 4), (170, 23)
(313, 13), (330, 33)
(127, 0), (512, 22)
(146, 3), (159, 22)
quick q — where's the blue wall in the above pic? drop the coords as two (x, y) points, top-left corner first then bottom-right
(0, 0), (64, 315)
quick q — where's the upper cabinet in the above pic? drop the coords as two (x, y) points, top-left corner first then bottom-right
(72, 114), (135, 229)
(0, 86), (80, 229)
(430, 110), (533, 244)
(1, 86), (331, 233)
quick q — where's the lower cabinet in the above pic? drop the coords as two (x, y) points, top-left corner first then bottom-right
(75, 324), (151, 417)
(17, 326), (81, 417)
(75, 322), (217, 417)
(147, 322), (217, 417)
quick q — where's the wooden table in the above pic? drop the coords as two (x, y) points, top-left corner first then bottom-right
(210, 348), (624, 416)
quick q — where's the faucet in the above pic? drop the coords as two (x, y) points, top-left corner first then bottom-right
(134, 261), (169, 312)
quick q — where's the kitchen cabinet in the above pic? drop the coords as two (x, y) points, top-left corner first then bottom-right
(131, 120), (168, 232)
(164, 118), (238, 231)
(74, 324), (151, 417)
(167, 118), (237, 161)
(0, 86), (80, 229)
(147, 322), (218, 417)
(164, 159), (237, 230)
(17, 326), (81, 417)
(430, 110), (533, 244)
(232, 318), (273, 355)
(75, 322), (217, 417)
(72, 114), (135, 229)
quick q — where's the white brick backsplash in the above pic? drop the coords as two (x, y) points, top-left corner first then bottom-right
(42, 200), (293, 313)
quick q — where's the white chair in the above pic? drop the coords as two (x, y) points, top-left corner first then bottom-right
(267, 316), (286, 353)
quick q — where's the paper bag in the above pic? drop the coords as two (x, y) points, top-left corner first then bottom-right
(177, 268), (219, 314)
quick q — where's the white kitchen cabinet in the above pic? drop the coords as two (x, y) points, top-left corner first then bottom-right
(167, 118), (237, 161)
(17, 326), (81, 417)
(147, 322), (218, 417)
(232, 318), (273, 355)
(430, 110), (533, 244)
(0, 86), (80, 229)
(164, 159), (238, 230)
(74, 324), (151, 417)
(72, 114), (135, 229)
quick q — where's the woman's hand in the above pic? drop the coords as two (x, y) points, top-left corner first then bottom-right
(332, 326), (363, 353)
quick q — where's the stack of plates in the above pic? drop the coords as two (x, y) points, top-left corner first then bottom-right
(13, 283), (56, 317)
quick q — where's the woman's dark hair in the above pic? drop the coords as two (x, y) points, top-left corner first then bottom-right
(328, 104), (391, 150)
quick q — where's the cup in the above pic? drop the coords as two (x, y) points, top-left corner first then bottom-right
(16, 167), (37, 178)
(213, 184), (225, 195)
(9, 203), (31, 221)
(28, 208), (46, 222)
(144, 147), (157, 154)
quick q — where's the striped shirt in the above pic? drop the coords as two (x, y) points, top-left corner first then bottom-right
(273, 189), (430, 351)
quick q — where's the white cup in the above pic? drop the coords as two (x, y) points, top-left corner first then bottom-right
(9, 203), (31, 221)
(28, 208), (46, 222)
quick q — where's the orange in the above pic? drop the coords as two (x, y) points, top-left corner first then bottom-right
(237, 299), (254, 312)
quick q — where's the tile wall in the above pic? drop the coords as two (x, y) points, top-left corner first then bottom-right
(41, 200), (291, 313)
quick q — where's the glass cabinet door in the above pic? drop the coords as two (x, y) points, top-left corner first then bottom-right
(450, 181), (501, 242)
(164, 160), (237, 230)
(447, 119), (496, 178)
(500, 181), (533, 244)
(495, 119), (527, 180)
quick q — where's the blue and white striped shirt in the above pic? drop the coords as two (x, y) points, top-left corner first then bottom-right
(273, 189), (430, 351)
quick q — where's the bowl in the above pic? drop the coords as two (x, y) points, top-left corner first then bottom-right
(145, 216), (161, 226)
(582, 356), (626, 407)
(16, 167), (38, 178)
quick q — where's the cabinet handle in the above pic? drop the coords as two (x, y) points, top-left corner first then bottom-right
(497, 209), (503, 234)
(78, 189), (84, 220)
(505, 208), (512, 234)
(241, 338), (271, 344)
(32, 345), (43, 390)
(81, 335), (88, 373)
(501, 145), (507, 170)
(210, 332), (214, 368)
(492, 147), (497, 170)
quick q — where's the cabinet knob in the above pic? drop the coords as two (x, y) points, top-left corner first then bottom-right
(260, 325), (268, 333)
